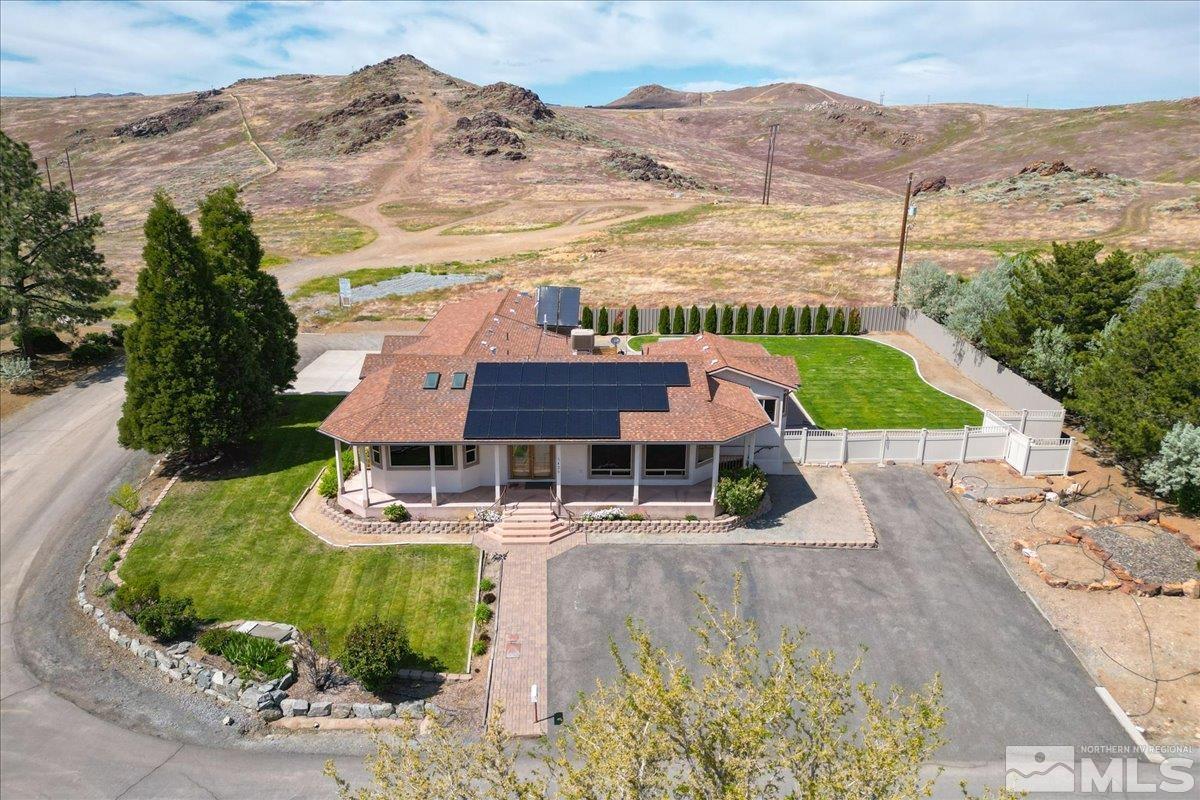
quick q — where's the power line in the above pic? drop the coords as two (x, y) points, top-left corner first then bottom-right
(760, 123), (780, 205)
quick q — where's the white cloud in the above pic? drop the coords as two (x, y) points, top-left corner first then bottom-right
(0, 0), (1196, 106)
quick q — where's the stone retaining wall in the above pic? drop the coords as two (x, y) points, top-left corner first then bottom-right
(320, 499), (492, 536)
(572, 494), (771, 535)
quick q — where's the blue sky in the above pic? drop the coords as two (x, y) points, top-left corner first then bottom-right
(1, 1), (1197, 107)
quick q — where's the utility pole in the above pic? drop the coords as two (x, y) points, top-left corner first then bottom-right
(42, 156), (52, 186)
(879, 91), (885, 105)
(760, 123), (780, 205)
(891, 172), (915, 305)
(64, 148), (80, 222)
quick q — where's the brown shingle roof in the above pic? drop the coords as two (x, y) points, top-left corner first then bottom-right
(645, 333), (800, 388)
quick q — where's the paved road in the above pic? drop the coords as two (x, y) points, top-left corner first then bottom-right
(547, 466), (1144, 797)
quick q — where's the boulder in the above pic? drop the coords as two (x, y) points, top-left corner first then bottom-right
(352, 703), (373, 719)
(260, 708), (283, 723)
(307, 701), (332, 717)
(239, 689), (265, 710)
(195, 671), (212, 691)
(369, 703), (396, 719)
(281, 698), (310, 717)
(1183, 579), (1200, 600)
(331, 703), (353, 719)
(912, 175), (947, 195)
(395, 700), (424, 718)
(212, 670), (227, 686)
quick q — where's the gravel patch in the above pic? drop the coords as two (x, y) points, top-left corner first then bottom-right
(349, 272), (485, 301)
(1086, 525), (1199, 585)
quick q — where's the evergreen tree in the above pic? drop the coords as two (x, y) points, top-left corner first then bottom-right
(597, 306), (610, 335)
(751, 305), (764, 334)
(814, 304), (829, 334)
(687, 304), (701, 334)
(119, 192), (245, 454)
(831, 307), (846, 334)
(766, 305), (780, 335)
(782, 305), (796, 335)
(798, 305), (812, 334)
(581, 306), (594, 329)
(657, 306), (670, 334)
(847, 307), (862, 335)
(1070, 279), (1200, 467)
(198, 186), (297, 395)
(612, 310), (624, 335)
(627, 305), (639, 336)
(1, 131), (115, 356)
(672, 305), (686, 334)
(735, 305), (749, 334)
(983, 241), (1138, 365)
(719, 305), (734, 334)
(704, 304), (718, 333)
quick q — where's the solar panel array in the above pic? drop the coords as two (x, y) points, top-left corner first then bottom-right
(464, 361), (690, 440)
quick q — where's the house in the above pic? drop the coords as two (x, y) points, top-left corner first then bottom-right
(318, 288), (800, 523)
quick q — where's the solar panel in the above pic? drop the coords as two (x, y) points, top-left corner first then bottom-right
(463, 360), (690, 439)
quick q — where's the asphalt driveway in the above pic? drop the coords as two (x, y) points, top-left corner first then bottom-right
(547, 466), (1129, 764)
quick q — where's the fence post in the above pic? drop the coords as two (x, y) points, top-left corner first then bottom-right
(1062, 437), (1073, 477)
(960, 425), (970, 463)
(800, 428), (809, 463)
(841, 429), (849, 463)
(918, 428), (928, 463)
(1022, 436), (1033, 476)
(1020, 409), (1029, 434)
(878, 431), (887, 465)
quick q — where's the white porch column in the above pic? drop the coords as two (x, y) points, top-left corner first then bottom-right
(360, 446), (370, 506)
(555, 447), (562, 502)
(493, 446), (502, 501)
(709, 451), (720, 504)
(333, 442), (343, 499)
(429, 445), (438, 506)
(742, 436), (751, 466)
(632, 444), (642, 504)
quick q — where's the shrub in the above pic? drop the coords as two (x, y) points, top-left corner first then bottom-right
(782, 305), (796, 335)
(847, 307), (862, 335)
(382, 503), (411, 522)
(71, 333), (115, 364)
(704, 305), (718, 333)
(719, 305), (734, 334)
(626, 513), (645, 521)
(472, 639), (489, 656)
(580, 506), (630, 521)
(112, 511), (135, 537)
(102, 552), (120, 572)
(627, 306), (639, 335)
(735, 305), (749, 334)
(597, 307), (609, 336)
(479, 577), (496, 592)
(198, 627), (239, 654)
(684, 514), (699, 522)
(611, 312), (624, 335)
(831, 307), (846, 335)
(687, 305), (701, 334)
(899, 260), (959, 322)
(581, 306), (594, 329)
(715, 465), (768, 517)
(98, 578), (117, 596)
(750, 305), (765, 334)
(110, 322), (128, 347)
(317, 467), (339, 499)
(814, 304), (829, 334)
(341, 618), (414, 691)
(481, 591), (497, 604)
(1142, 422), (1200, 514)
(12, 325), (66, 354)
(222, 633), (290, 679)
(657, 306), (671, 334)
(474, 603), (494, 624)
(1021, 325), (1076, 395)
(135, 596), (198, 641)
(798, 306), (812, 334)
(0, 355), (34, 389)
(672, 305), (686, 334)
(112, 579), (160, 618)
(108, 482), (140, 514)
(765, 305), (780, 334)
(296, 626), (336, 691)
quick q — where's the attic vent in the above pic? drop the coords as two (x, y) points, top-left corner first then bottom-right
(709, 358), (718, 365)
(423, 372), (440, 389)
(701, 345), (710, 352)
(451, 372), (468, 390)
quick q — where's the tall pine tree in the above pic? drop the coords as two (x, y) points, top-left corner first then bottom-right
(657, 306), (670, 334)
(719, 305), (734, 334)
(798, 305), (812, 334)
(704, 304), (718, 333)
(782, 305), (796, 335)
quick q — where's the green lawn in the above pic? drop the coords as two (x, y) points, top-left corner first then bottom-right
(119, 395), (478, 671)
(736, 336), (982, 429)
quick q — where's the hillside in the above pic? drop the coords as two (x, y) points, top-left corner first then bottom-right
(1, 55), (1196, 320)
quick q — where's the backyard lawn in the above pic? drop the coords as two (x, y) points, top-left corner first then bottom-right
(631, 334), (981, 429)
(119, 395), (478, 671)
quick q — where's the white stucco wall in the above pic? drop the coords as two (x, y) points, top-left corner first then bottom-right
(708, 369), (789, 474)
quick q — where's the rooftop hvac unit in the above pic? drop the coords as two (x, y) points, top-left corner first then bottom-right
(535, 286), (581, 328)
(570, 328), (595, 354)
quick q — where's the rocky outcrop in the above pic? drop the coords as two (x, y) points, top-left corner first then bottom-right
(452, 112), (525, 159)
(603, 149), (707, 189)
(290, 92), (412, 154)
(1018, 160), (1074, 177)
(912, 175), (948, 195)
(465, 82), (554, 121)
(113, 92), (225, 138)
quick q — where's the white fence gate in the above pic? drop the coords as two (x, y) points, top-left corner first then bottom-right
(783, 409), (1072, 477)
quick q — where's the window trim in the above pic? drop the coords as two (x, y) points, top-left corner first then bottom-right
(757, 396), (778, 423)
(463, 444), (479, 467)
(423, 372), (440, 390)
(451, 372), (468, 390)
(695, 444), (715, 467)
(588, 444), (633, 478)
(370, 445), (383, 466)
(643, 444), (688, 477)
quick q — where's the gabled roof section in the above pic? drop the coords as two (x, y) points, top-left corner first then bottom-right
(644, 333), (800, 389)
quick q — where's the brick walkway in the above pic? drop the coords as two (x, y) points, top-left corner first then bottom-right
(477, 530), (582, 737)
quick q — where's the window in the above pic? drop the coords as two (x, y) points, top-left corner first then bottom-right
(387, 445), (456, 468)
(695, 444), (714, 466)
(451, 372), (468, 390)
(423, 372), (440, 389)
(758, 397), (778, 422)
(370, 445), (382, 466)
(644, 444), (687, 477)
(589, 444), (632, 477)
(463, 444), (479, 466)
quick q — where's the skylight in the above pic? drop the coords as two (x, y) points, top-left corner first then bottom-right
(451, 372), (468, 390)
(423, 372), (440, 389)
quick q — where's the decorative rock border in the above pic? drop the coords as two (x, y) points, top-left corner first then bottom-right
(320, 499), (492, 536)
(572, 493), (772, 536)
(840, 467), (878, 546)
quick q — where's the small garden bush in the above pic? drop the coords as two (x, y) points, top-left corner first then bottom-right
(474, 506), (502, 524)
(71, 332), (115, 364)
(341, 618), (414, 691)
(581, 506), (632, 521)
(197, 627), (238, 654)
(199, 628), (290, 680)
(479, 577), (496, 593)
(684, 514), (699, 522)
(108, 483), (140, 514)
(716, 465), (769, 517)
(110, 323), (128, 347)
(472, 638), (489, 656)
(112, 512), (135, 537)
(112, 579), (198, 641)
(0, 355), (34, 389)
(12, 325), (66, 354)
(474, 603), (494, 624)
(102, 552), (120, 572)
(317, 448), (353, 499)
(382, 503), (411, 522)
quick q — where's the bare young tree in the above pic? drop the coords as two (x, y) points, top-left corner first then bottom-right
(296, 626), (338, 692)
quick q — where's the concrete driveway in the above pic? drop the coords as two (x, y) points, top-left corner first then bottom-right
(548, 466), (1130, 771)
(288, 349), (370, 394)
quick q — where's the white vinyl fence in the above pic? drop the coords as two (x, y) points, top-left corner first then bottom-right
(783, 409), (1072, 476)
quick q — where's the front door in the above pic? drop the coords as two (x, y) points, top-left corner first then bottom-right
(510, 444), (554, 480)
